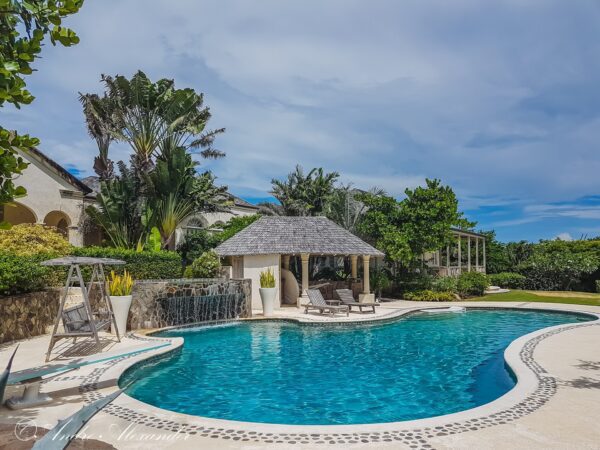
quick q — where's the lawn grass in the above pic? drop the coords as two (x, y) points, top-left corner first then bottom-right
(472, 290), (600, 307)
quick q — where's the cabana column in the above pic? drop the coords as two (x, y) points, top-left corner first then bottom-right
(300, 253), (310, 304)
(351, 255), (358, 279)
(359, 255), (375, 302)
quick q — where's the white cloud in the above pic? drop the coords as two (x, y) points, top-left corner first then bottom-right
(555, 232), (574, 241)
(3, 0), (600, 232)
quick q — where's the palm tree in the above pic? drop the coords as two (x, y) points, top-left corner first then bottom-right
(86, 162), (149, 249)
(144, 146), (228, 249)
(325, 184), (385, 233)
(81, 71), (230, 250)
(96, 71), (225, 171)
(79, 93), (115, 180)
(270, 165), (339, 216)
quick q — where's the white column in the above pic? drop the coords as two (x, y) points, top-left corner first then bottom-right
(457, 235), (462, 273)
(300, 253), (310, 305)
(359, 255), (375, 302)
(483, 239), (486, 272)
(446, 245), (450, 268)
(467, 236), (471, 272)
(350, 255), (358, 279)
(476, 238), (479, 269)
(282, 255), (290, 270)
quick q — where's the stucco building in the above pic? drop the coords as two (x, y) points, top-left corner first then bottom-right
(0, 148), (94, 246)
(1, 148), (259, 246)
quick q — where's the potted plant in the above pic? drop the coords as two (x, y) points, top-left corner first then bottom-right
(107, 270), (133, 336)
(259, 268), (276, 317)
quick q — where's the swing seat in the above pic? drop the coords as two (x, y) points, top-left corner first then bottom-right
(59, 304), (112, 336)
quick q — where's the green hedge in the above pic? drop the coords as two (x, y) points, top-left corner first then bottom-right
(0, 247), (183, 297)
(404, 290), (456, 301)
(516, 253), (597, 291)
(72, 247), (182, 280)
(488, 272), (526, 289)
(0, 252), (52, 296)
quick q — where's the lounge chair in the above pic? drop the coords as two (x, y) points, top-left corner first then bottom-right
(304, 289), (349, 317)
(336, 289), (378, 313)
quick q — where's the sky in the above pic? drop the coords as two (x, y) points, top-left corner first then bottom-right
(3, 0), (600, 242)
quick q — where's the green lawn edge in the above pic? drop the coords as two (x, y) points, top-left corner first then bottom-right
(472, 290), (600, 307)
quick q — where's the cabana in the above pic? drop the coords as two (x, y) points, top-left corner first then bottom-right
(214, 216), (384, 309)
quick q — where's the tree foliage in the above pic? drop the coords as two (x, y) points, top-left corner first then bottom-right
(82, 71), (228, 250)
(0, 0), (83, 205)
(357, 179), (472, 267)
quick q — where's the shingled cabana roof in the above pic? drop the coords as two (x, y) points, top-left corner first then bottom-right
(215, 216), (384, 257)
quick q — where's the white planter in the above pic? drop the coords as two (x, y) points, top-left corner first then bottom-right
(259, 287), (276, 317)
(110, 295), (132, 337)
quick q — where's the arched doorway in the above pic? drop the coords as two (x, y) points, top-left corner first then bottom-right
(0, 202), (37, 225)
(43, 211), (71, 238)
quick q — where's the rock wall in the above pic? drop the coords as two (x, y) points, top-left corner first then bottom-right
(130, 278), (252, 329)
(0, 289), (61, 344)
(0, 279), (252, 343)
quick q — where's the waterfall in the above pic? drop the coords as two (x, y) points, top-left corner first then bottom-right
(157, 293), (246, 327)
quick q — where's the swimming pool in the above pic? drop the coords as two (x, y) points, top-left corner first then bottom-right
(121, 309), (593, 425)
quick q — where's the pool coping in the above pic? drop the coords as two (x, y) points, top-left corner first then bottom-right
(83, 303), (599, 448)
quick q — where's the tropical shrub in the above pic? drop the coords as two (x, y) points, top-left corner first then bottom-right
(73, 247), (181, 280)
(0, 224), (72, 256)
(370, 267), (391, 298)
(488, 272), (526, 289)
(185, 250), (221, 278)
(177, 229), (220, 268)
(0, 252), (49, 296)
(596, 280), (600, 293)
(396, 272), (434, 293)
(431, 276), (457, 293)
(457, 271), (489, 296)
(516, 253), (597, 291)
(404, 290), (456, 302)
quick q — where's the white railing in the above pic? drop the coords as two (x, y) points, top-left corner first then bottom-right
(437, 266), (486, 277)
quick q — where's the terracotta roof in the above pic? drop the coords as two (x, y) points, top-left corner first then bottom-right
(215, 216), (384, 257)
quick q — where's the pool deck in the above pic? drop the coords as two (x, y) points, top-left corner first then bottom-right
(1, 300), (599, 449)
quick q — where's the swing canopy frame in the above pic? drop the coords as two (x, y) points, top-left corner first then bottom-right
(41, 257), (125, 362)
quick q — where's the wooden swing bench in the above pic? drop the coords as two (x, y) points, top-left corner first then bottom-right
(42, 257), (126, 362)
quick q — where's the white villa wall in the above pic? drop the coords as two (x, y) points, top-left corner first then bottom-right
(242, 254), (281, 310)
(7, 150), (86, 246)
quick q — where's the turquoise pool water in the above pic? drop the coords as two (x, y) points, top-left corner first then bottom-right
(121, 309), (593, 425)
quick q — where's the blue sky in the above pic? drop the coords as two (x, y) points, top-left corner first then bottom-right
(3, 0), (600, 242)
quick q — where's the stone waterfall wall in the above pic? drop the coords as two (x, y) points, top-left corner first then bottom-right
(0, 279), (252, 343)
(130, 278), (252, 329)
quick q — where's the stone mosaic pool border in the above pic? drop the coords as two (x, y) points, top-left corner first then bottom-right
(79, 307), (599, 449)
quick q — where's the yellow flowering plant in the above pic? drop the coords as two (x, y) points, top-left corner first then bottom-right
(259, 268), (276, 289)
(107, 270), (134, 296)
